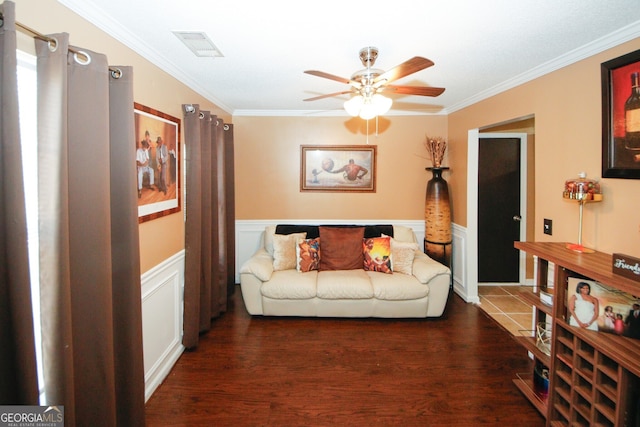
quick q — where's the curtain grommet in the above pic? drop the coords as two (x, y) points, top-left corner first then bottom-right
(110, 67), (122, 79)
(73, 50), (91, 65)
(47, 37), (58, 52)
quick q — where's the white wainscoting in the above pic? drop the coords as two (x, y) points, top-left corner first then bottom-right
(451, 222), (470, 301)
(141, 250), (185, 402)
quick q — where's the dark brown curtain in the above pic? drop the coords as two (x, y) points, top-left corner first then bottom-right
(0, 0), (39, 404)
(36, 34), (145, 426)
(223, 122), (236, 297)
(214, 118), (228, 307)
(183, 106), (234, 349)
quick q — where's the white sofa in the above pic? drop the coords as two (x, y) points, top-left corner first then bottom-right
(239, 224), (451, 318)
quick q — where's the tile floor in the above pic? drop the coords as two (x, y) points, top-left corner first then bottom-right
(477, 285), (535, 337)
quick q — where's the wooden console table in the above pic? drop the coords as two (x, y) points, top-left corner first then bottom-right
(513, 241), (640, 426)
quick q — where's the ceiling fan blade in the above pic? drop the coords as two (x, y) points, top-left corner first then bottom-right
(373, 57), (434, 85)
(304, 70), (352, 85)
(383, 85), (445, 97)
(303, 90), (353, 102)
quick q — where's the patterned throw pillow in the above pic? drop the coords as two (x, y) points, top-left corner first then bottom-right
(363, 236), (392, 274)
(272, 232), (307, 271)
(296, 238), (321, 272)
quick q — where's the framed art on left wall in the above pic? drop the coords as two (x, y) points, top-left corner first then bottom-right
(134, 102), (181, 222)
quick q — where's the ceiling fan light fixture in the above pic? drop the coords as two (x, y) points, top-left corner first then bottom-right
(305, 47), (443, 115)
(344, 93), (392, 119)
(344, 95), (364, 116)
(359, 103), (378, 120)
(372, 93), (392, 115)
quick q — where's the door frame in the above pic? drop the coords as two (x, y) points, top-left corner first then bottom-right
(465, 130), (528, 303)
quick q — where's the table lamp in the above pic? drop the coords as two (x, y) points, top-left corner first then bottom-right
(562, 172), (603, 253)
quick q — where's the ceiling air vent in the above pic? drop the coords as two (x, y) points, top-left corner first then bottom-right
(172, 31), (224, 58)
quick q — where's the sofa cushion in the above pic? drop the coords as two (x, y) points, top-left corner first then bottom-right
(296, 237), (321, 272)
(390, 238), (420, 275)
(264, 225), (277, 256)
(261, 270), (318, 300)
(273, 232), (307, 271)
(317, 269), (373, 299)
(367, 271), (430, 301)
(319, 226), (365, 271)
(363, 236), (392, 273)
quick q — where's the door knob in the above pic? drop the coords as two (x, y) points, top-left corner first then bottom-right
(513, 215), (522, 222)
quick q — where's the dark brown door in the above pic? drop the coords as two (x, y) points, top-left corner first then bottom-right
(478, 137), (521, 283)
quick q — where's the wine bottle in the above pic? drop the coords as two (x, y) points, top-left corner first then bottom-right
(625, 71), (640, 150)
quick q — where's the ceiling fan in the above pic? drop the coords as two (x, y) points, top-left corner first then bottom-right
(303, 47), (445, 119)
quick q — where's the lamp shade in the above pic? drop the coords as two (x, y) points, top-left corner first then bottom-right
(344, 95), (364, 117)
(371, 94), (392, 115)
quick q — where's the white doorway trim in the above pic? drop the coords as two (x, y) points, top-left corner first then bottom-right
(465, 130), (528, 303)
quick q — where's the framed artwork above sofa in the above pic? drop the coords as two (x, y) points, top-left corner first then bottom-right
(300, 145), (376, 192)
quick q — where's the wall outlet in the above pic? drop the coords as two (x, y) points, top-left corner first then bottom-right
(544, 218), (553, 235)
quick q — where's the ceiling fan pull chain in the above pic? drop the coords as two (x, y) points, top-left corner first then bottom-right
(366, 119), (369, 145)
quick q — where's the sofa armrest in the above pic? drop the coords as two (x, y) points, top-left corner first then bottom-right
(239, 248), (274, 282)
(412, 251), (450, 284)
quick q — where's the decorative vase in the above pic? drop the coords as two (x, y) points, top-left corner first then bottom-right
(424, 167), (452, 269)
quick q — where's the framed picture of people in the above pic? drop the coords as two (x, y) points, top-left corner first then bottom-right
(134, 102), (181, 222)
(566, 277), (640, 340)
(300, 145), (377, 192)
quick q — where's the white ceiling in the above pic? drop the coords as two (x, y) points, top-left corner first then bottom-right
(59, 0), (640, 117)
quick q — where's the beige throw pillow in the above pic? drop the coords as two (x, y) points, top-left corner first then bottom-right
(390, 238), (420, 275)
(273, 232), (307, 271)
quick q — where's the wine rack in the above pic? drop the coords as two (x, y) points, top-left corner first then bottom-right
(513, 242), (640, 426)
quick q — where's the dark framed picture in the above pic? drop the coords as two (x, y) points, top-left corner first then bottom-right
(601, 48), (640, 179)
(134, 102), (181, 222)
(300, 145), (377, 192)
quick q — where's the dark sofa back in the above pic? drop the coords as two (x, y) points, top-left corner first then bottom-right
(275, 224), (394, 239)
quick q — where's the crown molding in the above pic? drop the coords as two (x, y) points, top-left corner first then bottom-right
(444, 21), (640, 114)
(57, 0), (640, 118)
(58, 0), (234, 114)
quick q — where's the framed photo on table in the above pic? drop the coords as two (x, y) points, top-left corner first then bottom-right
(566, 277), (640, 340)
(134, 102), (181, 222)
(601, 48), (640, 179)
(300, 145), (377, 192)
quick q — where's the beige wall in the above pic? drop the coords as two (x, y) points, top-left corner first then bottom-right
(15, 0), (230, 273)
(448, 39), (640, 256)
(233, 115), (448, 220)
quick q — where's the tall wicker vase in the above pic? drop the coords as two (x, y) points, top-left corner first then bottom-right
(424, 167), (452, 269)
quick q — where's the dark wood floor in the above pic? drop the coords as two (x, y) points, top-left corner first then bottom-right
(144, 286), (545, 426)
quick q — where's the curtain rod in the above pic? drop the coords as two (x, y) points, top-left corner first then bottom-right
(0, 13), (122, 78)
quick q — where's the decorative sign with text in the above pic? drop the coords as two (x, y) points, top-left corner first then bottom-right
(612, 253), (640, 282)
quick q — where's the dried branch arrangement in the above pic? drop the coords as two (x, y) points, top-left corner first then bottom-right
(424, 135), (447, 168)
